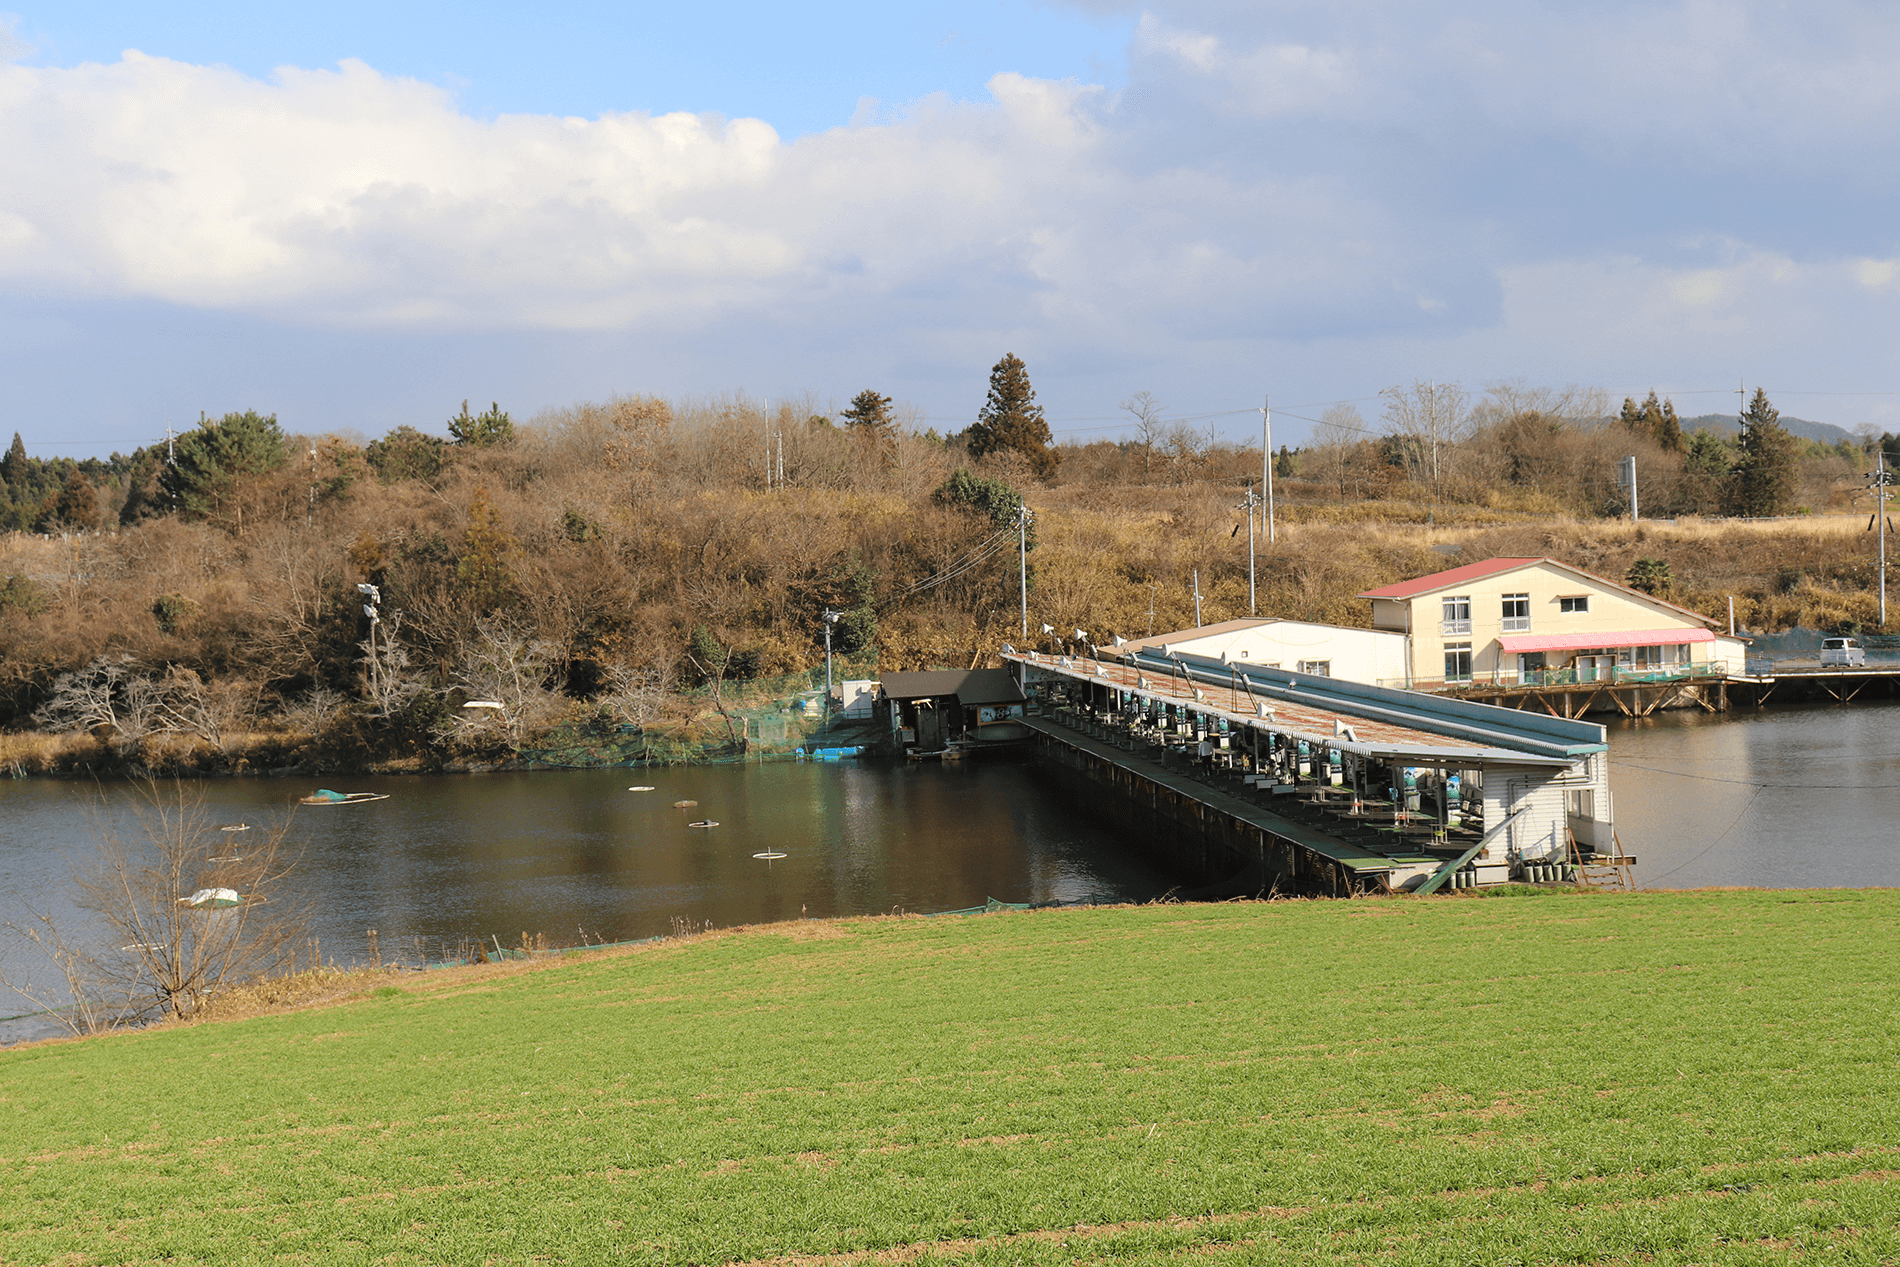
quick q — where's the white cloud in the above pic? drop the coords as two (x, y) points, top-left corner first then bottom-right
(5, 3), (1900, 447)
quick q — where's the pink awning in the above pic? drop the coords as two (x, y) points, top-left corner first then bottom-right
(1496, 628), (1716, 653)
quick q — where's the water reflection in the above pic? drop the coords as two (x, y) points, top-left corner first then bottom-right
(1606, 699), (1900, 889)
(0, 759), (1175, 973)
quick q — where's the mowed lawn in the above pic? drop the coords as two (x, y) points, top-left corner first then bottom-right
(4, 891), (1899, 1265)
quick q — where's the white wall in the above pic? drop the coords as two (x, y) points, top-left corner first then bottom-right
(1160, 621), (1409, 687)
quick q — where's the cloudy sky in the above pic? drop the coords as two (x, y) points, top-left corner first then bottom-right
(5, 0), (1898, 459)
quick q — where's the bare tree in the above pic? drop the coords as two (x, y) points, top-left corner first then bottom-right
(280, 685), (348, 736)
(34, 656), (211, 754)
(359, 614), (429, 721)
(595, 660), (670, 730)
(2, 781), (306, 1032)
(1119, 391), (1167, 480)
(1380, 379), (1471, 496)
(449, 613), (563, 749)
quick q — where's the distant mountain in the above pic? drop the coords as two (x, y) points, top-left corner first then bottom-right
(1679, 413), (1855, 446)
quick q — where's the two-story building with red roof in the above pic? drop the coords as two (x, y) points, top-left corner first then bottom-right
(1357, 556), (1749, 687)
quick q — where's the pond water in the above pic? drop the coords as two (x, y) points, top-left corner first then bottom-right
(1606, 699), (1900, 890)
(4, 699), (1896, 1040)
(0, 757), (1175, 990)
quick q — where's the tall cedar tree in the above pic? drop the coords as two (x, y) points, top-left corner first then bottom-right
(967, 353), (1056, 480)
(157, 411), (290, 524)
(1725, 388), (1800, 517)
(1619, 392), (1685, 453)
(840, 390), (894, 437)
(455, 485), (519, 613)
(0, 432), (25, 490)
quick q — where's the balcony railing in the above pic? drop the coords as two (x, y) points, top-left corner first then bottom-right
(1380, 662), (1730, 692)
(1440, 620), (1471, 636)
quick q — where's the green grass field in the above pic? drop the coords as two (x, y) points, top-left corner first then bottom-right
(4, 889), (1899, 1265)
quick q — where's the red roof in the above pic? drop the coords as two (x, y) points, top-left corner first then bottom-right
(1357, 557), (1545, 600)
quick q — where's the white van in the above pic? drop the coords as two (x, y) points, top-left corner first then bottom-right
(1821, 636), (1866, 667)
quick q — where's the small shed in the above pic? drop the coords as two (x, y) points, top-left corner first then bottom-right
(880, 668), (1028, 753)
(838, 679), (878, 718)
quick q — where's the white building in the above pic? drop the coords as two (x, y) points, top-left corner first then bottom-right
(1113, 618), (1408, 684)
(1357, 556), (1749, 687)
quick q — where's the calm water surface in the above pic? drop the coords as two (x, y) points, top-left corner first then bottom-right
(4, 703), (1895, 1038)
(0, 758), (1175, 970)
(1607, 699), (1900, 889)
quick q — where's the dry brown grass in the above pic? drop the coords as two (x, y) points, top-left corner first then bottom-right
(1020, 491), (1891, 639)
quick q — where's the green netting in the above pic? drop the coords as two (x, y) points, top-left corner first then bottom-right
(925, 897), (1034, 918)
(518, 653), (884, 768)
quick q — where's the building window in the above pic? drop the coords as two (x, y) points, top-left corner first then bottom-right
(1559, 595), (1589, 614)
(1440, 595), (1471, 635)
(1297, 660), (1331, 676)
(1501, 593), (1530, 633)
(1444, 642), (1472, 681)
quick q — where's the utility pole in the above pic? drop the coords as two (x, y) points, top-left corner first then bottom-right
(1261, 394), (1276, 544)
(1620, 455), (1639, 522)
(1869, 452), (1893, 628)
(1237, 485), (1259, 615)
(1192, 568), (1203, 628)
(1017, 500), (1031, 638)
(1146, 584), (1158, 637)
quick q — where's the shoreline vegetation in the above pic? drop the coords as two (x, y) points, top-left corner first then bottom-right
(4, 382), (1896, 778)
(4, 890), (1897, 1262)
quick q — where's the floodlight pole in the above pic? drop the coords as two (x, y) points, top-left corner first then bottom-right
(822, 609), (841, 721)
(1192, 568), (1203, 628)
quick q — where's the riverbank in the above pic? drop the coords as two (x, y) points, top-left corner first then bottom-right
(4, 890), (1896, 1264)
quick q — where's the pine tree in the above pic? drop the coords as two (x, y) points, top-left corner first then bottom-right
(840, 390), (894, 436)
(448, 401), (514, 448)
(967, 354), (1056, 480)
(157, 411), (290, 523)
(1724, 388), (1799, 517)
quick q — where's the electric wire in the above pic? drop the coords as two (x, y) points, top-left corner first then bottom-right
(1639, 783), (1767, 889)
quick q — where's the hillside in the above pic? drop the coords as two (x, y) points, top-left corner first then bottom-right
(2, 893), (1896, 1264)
(1680, 412), (1854, 445)
(0, 388), (1890, 774)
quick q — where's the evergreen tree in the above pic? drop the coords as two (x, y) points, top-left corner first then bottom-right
(1618, 397), (1644, 433)
(967, 354), (1056, 480)
(1724, 388), (1800, 517)
(454, 485), (518, 613)
(1656, 397), (1684, 453)
(0, 432), (25, 490)
(366, 425), (449, 482)
(157, 411), (290, 523)
(1626, 557), (1673, 596)
(840, 390), (894, 437)
(50, 469), (103, 531)
(448, 400), (514, 448)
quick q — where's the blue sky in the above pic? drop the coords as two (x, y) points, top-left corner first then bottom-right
(8, 2), (1134, 136)
(4, 1), (1899, 459)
